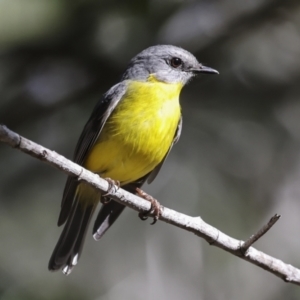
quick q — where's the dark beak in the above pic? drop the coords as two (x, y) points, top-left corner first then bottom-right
(191, 65), (219, 75)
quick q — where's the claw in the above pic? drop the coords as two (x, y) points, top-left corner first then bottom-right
(138, 212), (148, 221)
(101, 196), (111, 204)
(103, 178), (120, 197)
(136, 188), (162, 224)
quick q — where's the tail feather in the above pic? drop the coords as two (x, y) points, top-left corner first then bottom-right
(62, 204), (95, 275)
(69, 203), (95, 264)
(49, 174), (149, 274)
(93, 201), (125, 240)
(58, 177), (78, 226)
(48, 195), (96, 274)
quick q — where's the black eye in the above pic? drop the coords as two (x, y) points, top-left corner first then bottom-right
(170, 57), (182, 68)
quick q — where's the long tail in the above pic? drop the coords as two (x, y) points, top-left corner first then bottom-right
(49, 176), (148, 274)
(48, 183), (98, 275)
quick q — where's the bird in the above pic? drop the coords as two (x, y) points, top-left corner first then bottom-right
(48, 45), (218, 275)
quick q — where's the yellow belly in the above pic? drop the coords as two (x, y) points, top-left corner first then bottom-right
(84, 78), (182, 185)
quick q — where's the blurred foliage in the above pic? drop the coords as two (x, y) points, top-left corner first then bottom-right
(1, 0), (300, 299)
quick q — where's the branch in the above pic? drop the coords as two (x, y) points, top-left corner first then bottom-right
(240, 214), (281, 253)
(1, 124), (300, 285)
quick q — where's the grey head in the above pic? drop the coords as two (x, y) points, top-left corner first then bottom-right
(122, 45), (218, 85)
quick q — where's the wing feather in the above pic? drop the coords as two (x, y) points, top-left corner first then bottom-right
(58, 82), (128, 225)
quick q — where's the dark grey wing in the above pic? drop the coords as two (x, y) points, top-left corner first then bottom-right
(73, 82), (128, 165)
(58, 82), (127, 226)
(147, 115), (182, 184)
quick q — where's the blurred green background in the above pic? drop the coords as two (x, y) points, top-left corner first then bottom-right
(1, 0), (300, 299)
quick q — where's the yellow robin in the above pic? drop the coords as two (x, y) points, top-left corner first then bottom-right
(48, 45), (218, 274)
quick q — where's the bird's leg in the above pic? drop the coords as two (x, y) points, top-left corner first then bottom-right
(101, 178), (120, 203)
(136, 188), (162, 225)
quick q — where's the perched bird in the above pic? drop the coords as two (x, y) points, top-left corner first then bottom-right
(49, 45), (218, 274)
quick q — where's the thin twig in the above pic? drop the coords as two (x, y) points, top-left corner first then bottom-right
(240, 214), (281, 254)
(1, 124), (300, 285)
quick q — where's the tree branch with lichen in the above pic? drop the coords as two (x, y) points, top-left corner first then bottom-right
(1, 124), (300, 285)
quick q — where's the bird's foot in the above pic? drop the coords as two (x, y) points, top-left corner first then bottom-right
(136, 188), (162, 225)
(101, 178), (120, 203)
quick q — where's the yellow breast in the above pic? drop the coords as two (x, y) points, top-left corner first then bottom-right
(84, 77), (182, 184)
